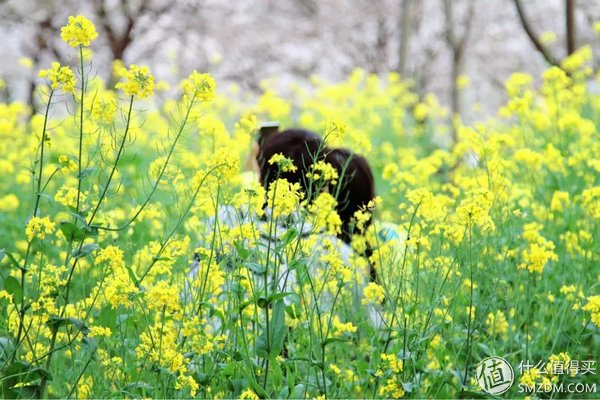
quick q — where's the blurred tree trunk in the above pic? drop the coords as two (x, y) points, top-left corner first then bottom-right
(94, 0), (137, 63)
(443, 0), (475, 144)
(374, 15), (389, 73)
(93, 0), (170, 86)
(397, 0), (412, 76)
(566, 0), (576, 55)
(512, 0), (561, 65)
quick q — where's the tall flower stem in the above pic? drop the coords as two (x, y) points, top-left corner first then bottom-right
(9, 89), (54, 364)
(75, 45), (85, 217)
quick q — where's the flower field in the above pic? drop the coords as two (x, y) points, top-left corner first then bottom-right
(0, 15), (599, 399)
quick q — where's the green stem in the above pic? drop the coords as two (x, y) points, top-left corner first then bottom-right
(462, 221), (474, 388)
(62, 95), (134, 308)
(75, 45), (85, 216)
(10, 89), (54, 363)
(93, 92), (198, 232)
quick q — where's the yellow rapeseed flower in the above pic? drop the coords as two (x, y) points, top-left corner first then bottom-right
(58, 155), (77, 172)
(378, 377), (405, 398)
(381, 353), (404, 373)
(268, 153), (297, 173)
(540, 31), (557, 44)
(308, 192), (342, 235)
(181, 70), (216, 101)
(115, 64), (155, 99)
(333, 316), (357, 336)
(307, 161), (338, 184)
(325, 118), (347, 143)
(485, 310), (508, 337)
(0, 194), (19, 211)
(518, 224), (558, 274)
(266, 178), (303, 216)
(456, 74), (470, 89)
(38, 62), (76, 93)
(60, 15), (98, 47)
(583, 296), (600, 326)
(239, 388), (259, 400)
(26, 216), (56, 241)
(550, 191), (569, 212)
(362, 282), (385, 305)
(88, 326), (112, 338)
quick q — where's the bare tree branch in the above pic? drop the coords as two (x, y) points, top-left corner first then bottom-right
(566, 0), (576, 55)
(397, 0), (412, 75)
(443, 0), (476, 143)
(512, 0), (560, 66)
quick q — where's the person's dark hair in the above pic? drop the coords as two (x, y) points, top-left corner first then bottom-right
(325, 148), (375, 243)
(257, 130), (378, 281)
(325, 148), (377, 282)
(257, 128), (324, 202)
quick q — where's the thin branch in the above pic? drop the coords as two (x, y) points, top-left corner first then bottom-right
(566, 0), (576, 55)
(513, 0), (560, 66)
(457, 0), (476, 54)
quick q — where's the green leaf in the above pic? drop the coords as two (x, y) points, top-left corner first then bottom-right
(227, 378), (246, 393)
(81, 336), (98, 351)
(3, 276), (23, 305)
(257, 297), (268, 309)
(67, 212), (88, 226)
(71, 243), (99, 259)
(1, 361), (51, 399)
(268, 292), (295, 303)
(222, 361), (236, 377)
(59, 222), (98, 242)
(0, 337), (14, 364)
(97, 305), (117, 332)
(78, 167), (96, 179)
(270, 300), (286, 358)
(292, 384), (306, 399)
(46, 316), (89, 335)
(194, 372), (209, 384)
(123, 263), (139, 287)
(11, 385), (39, 399)
(59, 222), (83, 241)
(1, 251), (22, 271)
(255, 332), (269, 359)
(277, 228), (299, 248)
(285, 304), (300, 319)
(279, 386), (290, 399)
(258, 292), (295, 309)
(287, 257), (308, 271)
(256, 300), (287, 360)
(249, 379), (268, 399)
(271, 361), (284, 389)
(244, 262), (266, 275)
(234, 242), (251, 260)
(237, 298), (254, 312)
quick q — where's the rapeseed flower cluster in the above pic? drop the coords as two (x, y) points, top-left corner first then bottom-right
(181, 70), (216, 101)
(307, 160), (338, 184)
(60, 15), (98, 47)
(266, 178), (303, 216)
(0, 13), (598, 399)
(583, 296), (600, 326)
(115, 64), (155, 99)
(519, 223), (558, 274)
(25, 216), (56, 241)
(38, 62), (76, 93)
(268, 153), (298, 173)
